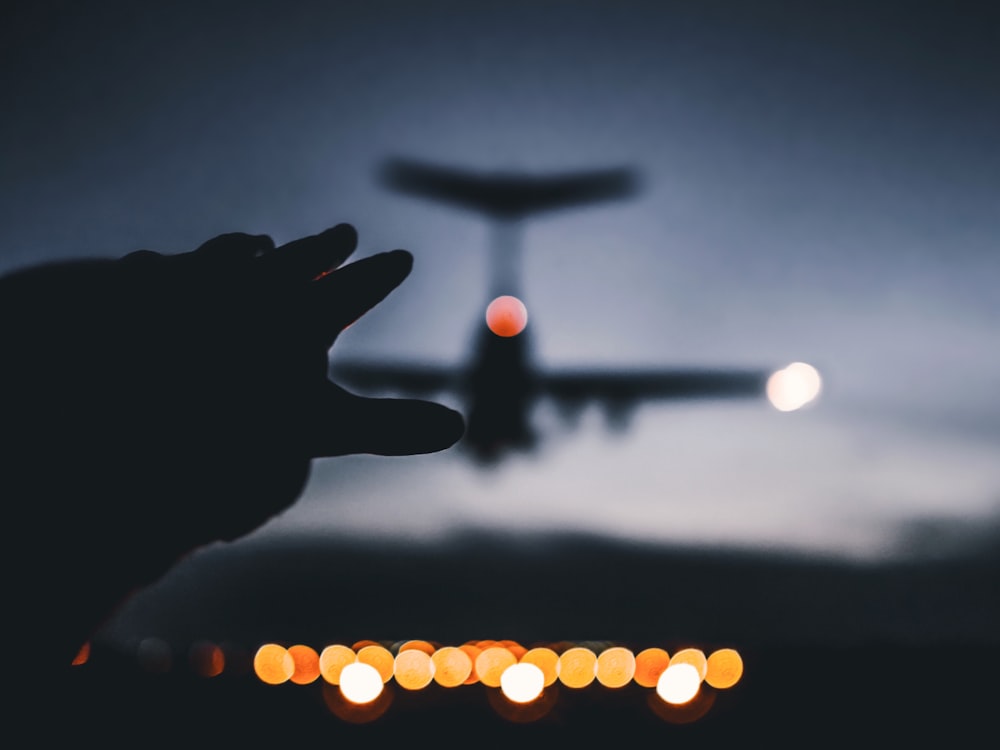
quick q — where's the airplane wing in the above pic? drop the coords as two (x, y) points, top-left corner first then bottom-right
(380, 157), (640, 218)
(541, 367), (771, 402)
(332, 359), (770, 405)
(539, 367), (771, 426)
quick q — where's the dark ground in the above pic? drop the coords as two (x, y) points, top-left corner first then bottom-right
(50, 531), (1000, 746)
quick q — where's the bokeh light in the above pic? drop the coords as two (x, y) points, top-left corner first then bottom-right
(596, 646), (636, 688)
(319, 644), (357, 685)
(657, 662), (702, 705)
(356, 644), (395, 683)
(486, 295), (528, 337)
(767, 362), (822, 411)
(460, 643), (483, 684)
(431, 646), (473, 687)
(520, 647), (559, 687)
(287, 644), (321, 685)
(705, 648), (744, 689)
(253, 643), (294, 685)
(558, 647), (597, 688)
(670, 647), (708, 679)
(188, 640), (224, 678)
(476, 646), (518, 688)
(339, 662), (385, 704)
(634, 647), (671, 688)
(398, 639), (436, 656)
(500, 662), (545, 703)
(394, 648), (434, 690)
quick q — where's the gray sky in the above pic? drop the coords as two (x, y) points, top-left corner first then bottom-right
(3, 0), (998, 561)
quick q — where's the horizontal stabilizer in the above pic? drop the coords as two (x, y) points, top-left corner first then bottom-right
(380, 157), (641, 219)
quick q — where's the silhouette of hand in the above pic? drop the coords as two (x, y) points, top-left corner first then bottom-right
(0, 223), (464, 667)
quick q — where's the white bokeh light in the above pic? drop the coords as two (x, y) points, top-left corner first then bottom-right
(500, 662), (545, 703)
(767, 362), (822, 411)
(656, 662), (701, 705)
(339, 662), (384, 704)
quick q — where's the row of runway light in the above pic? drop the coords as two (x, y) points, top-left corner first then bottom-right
(253, 640), (742, 712)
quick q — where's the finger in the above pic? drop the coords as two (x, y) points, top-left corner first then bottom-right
(192, 233), (275, 266)
(264, 223), (359, 282)
(307, 384), (465, 457)
(311, 249), (413, 345)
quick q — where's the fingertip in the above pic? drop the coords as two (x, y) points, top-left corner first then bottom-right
(401, 402), (466, 455)
(439, 406), (467, 448)
(388, 248), (413, 273)
(324, 223), (358, 252)
(310, 395), (466, 458)
(380, 248), (413, 283)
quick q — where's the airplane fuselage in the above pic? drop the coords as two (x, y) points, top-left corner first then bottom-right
(462, 321), (537, 463)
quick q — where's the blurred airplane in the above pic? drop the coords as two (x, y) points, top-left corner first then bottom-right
(330, 156), (820, 464)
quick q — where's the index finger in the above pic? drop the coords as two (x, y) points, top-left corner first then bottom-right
(263, 223), (359, 282)
(306, 382), (465, 457)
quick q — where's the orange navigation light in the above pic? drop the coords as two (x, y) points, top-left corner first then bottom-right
(486, 295), (528, 337)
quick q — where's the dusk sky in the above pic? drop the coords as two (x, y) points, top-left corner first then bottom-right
(3, 0), (998, 562)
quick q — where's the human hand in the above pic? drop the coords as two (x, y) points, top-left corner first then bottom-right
(0, 223), (464, 666)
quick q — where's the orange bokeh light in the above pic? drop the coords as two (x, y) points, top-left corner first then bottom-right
(431, 646), (473, 687)
(253, 643), (294, 685)
(671, 648), (708, 680)
(634, 647), (671, 688)
(596, 646), (636, 688)
(486, 295), (528, 337)
(287, 644), (321, 685)
(356, 644), (395, 683)
(394, 649), (434, 690)
(558, 647), (597, 689)
(319, 644), (357, 685)
(476, 646), (518, 688)
(398, 639), (436, 656)
(460, 643), (483, 684)
(520, 647), (559, 687)
(705, 648), (744, 689)
(189, 640), (225, 678)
